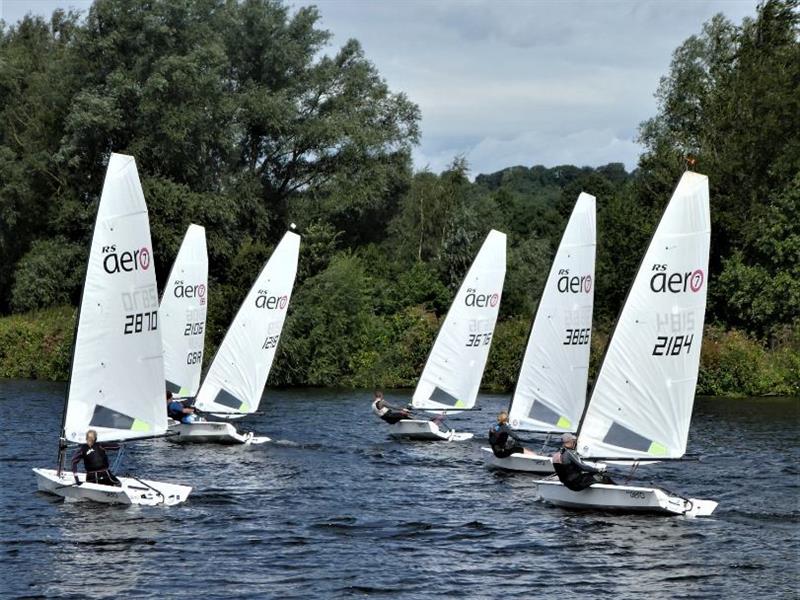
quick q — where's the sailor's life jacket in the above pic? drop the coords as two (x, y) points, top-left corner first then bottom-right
(552, 447), (604, 491)
(71, 442), (118, 475)
(489, 423), (522, 457)
(168, 400), (186, 421)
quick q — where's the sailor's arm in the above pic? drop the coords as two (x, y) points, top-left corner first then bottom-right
(566, 449), (604, 473)
(70, 447), (83, 474)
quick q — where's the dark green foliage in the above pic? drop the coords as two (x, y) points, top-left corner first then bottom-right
(10, 238), (85, 312)
(0, 0), (796, 396)
(638, 0), (799, 338)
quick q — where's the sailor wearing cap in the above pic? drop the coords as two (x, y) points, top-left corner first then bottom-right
(551, 433), (614, 491)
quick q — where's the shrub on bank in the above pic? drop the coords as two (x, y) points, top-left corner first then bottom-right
(0, 307), (796, 398)
(699, 325), (800, 397)
(0, 307), (74, 380)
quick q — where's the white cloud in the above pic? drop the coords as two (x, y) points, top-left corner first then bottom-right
(314, 0), (758, 175)
(5, 0), (759, 176)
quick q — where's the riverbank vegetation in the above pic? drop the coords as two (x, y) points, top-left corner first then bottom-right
(0, 0), (796, 396)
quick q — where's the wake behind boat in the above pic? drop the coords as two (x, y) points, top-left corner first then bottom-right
(483, 192), (596, 473)
(375, 229), (507, 441)
(533, 171), (716, 517)
(32, 153), (191, 506)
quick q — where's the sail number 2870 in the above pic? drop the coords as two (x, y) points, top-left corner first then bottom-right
(123, 311), (158, 335)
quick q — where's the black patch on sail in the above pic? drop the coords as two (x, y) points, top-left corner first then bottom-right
(530, 401), (560, 425)
(214, 389), (244, 410)
(165, 380), (182, 394)
(89, 405), (135, 430)
(603, 422), (652, 453)
(429, 387), (459, 407)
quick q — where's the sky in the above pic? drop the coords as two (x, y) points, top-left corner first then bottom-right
(1, 0), (758, 176)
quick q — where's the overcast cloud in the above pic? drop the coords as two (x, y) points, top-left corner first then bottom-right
(3, 0), (758, 175)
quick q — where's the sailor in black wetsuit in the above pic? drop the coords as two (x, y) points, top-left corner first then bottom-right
(371, 390), (411, 424)
(71, 429), (122, 486)
(489, 411), (529, 458)
(552, 433), (614, 491)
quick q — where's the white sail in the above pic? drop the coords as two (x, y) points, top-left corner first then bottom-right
(195, 230), (300, 416)
(160, 224), (208, 398)
(63, 153), (167, 444)
(509, 193), (596, 433)
(578, 172), (710, 459)
(412, 229), (507, 411)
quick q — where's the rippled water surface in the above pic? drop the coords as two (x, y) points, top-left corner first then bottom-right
(1, 379), (798, 599)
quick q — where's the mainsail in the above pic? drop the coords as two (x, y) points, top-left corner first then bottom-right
(578, 172), (710, 459)
(195, 230), (300, 416)
(412, 229), (507, 412)
(63, 153), (167, 443)
(509, 193), (596, 433)
(161, 224), (208, 398)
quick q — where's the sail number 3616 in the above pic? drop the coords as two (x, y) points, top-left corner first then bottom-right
(466, 333), (492, 347)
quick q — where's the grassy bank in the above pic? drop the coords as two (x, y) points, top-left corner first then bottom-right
(0, 307), (796, 397)
(0, 307), (74, 380)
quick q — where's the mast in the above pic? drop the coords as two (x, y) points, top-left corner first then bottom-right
(56, 202), (102, 474)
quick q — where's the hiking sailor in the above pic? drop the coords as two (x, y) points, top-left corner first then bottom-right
(489, 411), (533, 458)
(167, 390), (198, 423)
(372, 390), (412, 424)
(552, 433), (614, 491)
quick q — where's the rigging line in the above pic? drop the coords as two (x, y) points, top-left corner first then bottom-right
(127, 474), (166, 504)
(111, 444), (125, 473)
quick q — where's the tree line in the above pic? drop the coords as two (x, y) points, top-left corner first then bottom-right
(0, 0), (797, 394)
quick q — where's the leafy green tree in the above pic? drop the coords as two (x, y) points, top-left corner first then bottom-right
(273, 253), (378, 385)
(637, 0), (799, 330)
(10, 238), (85, 312)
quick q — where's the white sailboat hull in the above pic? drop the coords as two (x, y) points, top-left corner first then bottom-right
(169, 421), (270, 445)
(33, 468), (191, 506)
(388, 419), (473, 442)
(481, 447), (555, 473)
(531, 478), (717, 517)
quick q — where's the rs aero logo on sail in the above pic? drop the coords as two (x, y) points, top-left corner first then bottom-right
(465, 288), (499, 308)
(650, 265), (704, 293)
(102, 245), (150, 274)
(557, 269), (592, 293)
(173, 281), (206, 304)
(255, 289), (289, 310)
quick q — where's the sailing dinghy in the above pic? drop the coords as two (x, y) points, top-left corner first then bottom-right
(161, 224), (208, 399)
(532, 172), (717, 517)
(171, 229), (300, 444)
(483, 193), (596, 473)
(388, 229), (507, 441)
(33, 153), (191, 506)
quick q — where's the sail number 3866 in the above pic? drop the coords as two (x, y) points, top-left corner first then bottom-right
(563, 328), (590, 345)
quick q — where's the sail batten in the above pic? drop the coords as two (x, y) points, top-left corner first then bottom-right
(63, 153), (167, 444)
(195, 231), (300, 416)
(509, 193), (596, 433)
(412, 230), (506, 412)
(160, 224), (208, 397)
(577, 172), (710, 460)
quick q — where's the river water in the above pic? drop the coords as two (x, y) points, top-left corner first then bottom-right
(0, 379), (798, 599)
